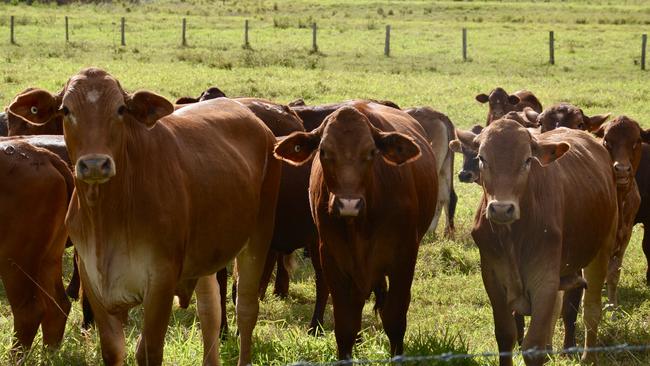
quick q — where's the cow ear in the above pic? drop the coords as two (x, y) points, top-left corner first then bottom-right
(592, 123), (607, 138)
(532, 140), (570, 166)
(583, 112), (611, 132)
(175, 96), (199, 104)
(508, 94), (521, 105)
(126, 91), (174, 128)
(475, 94), (489, 103)
(524, 108), (540, 124)
(449, 139), (462, 153)
(640, 129), (650, 144)
(7, 89), (62, 126)
(456, 128), (479, 151)
(274, 131), (321, 166)
(373, 131), (421, 166)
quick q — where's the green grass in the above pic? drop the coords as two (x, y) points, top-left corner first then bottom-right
(1, 0), (650, 365)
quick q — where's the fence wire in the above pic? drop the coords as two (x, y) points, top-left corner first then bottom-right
(288, 343), (650, 365)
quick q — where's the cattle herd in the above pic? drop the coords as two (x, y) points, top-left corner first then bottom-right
(0, 68), (648, 366)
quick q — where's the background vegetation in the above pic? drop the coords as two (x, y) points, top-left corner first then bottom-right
(1, 0), (650, 365)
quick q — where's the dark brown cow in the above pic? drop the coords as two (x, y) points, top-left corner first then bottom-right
(0, 112), (8, 136)
(528, 103), (610, 133)
(7, 88), (65, 136)
(8, 68), (281, 366)
(174, 86), (227, 104)
(275, 101), (437, 359)
(0, 139), (72, 353)
(453, 120), (617, 365)
(475, 88), (543, 125)
(635, 144), (650, 284)
(592, 116), (649, 306)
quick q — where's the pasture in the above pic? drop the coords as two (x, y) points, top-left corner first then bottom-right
(1, 0), (650, 365)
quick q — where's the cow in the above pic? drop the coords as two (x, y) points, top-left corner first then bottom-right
(6, 88), (65, 136)
(174, 86), (227, 104)
(452, 120), (617, 365)
(291, 102), (457, 237)
(274, 101), (438, 359)
(475, 88), (543, 125)
(0, 139), (73, 354)
(591, 116), (649, 307)
(525, 103), (610, 133)
(0, 112), (8, 135)
(8, 67), (282, 366)
(635, 144), (650, 284)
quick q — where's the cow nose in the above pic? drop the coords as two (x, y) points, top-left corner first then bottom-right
(331, 195), (365, 217)
(614, 162), (631, 173)
(458, 170), (477, 183)
(486, 200), (519, 224)
(76, 154), (116, 184)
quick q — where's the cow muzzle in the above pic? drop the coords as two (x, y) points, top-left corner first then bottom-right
(76, 154), (116, 184)
(486, 200), (519, 224)
(329, 194), (365, 217)
(458, 169), (478, 183)
(613, 162), (632, 186)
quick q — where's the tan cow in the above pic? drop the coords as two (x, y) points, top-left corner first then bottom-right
(275, 101), (437, 359)
(475, 88), (543, 125)
(453, 120), (617, 365)
(8, 68), (281, 366)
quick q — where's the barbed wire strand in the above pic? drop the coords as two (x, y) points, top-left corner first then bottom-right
(287, 343), (650, 365)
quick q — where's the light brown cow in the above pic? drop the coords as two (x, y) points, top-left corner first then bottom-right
(0, 140), (72, 354)
(475, 88), (543, 125)
(8, 68), (281, 366)
(453, 120), (617, 365)
(275, 101), (437, 359)
(526, 103), (610, 133)
(593, 116), (650, 306)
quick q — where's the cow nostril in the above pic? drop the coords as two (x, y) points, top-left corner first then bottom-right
(488, 204), (496, 214)
(101, 159), (111, 172)
(506, 205), (515, 215)
(78, 160), (89, 173)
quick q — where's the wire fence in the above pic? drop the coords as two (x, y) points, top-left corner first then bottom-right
(288, 343), (650, 365)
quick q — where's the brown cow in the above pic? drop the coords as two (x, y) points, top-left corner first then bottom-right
(7, 88), (65, 136)
(635, 144), (650, 284)
(0, 139), (73, 354)
(592, 116), (650, 306)
(8, 67), (281, 366)
(174, 86), (227, 104)
(526, 103), (610, 133)
(0, 112), (8, 135)
(292, 102), (457, 237)
(475, 88), (543, 125)
(274, 101), (437, 359)
(453, 120), (617, 365)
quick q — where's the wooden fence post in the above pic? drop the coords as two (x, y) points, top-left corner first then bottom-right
(549, 31), (555, 65)
(10, 15), (15, 44)
(642, 34), (647, 71)
(312, 23), (318, 52)
(384, 25), (391, 57)
(65, 16), (69, 42)
(120, 17), (125, 46)
(462, 28), (467, 61)
(182, 18), (187, 46)
(244, 19), (249, 48)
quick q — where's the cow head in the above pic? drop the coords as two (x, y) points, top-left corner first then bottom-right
(175, 86), (227, 105)
(538, 103), (610, 133)
(449, 124), (484, 184)
(595, 116), (650, 187)
(7, 67), (174, 185)
(6, 88), (65, 136)
(502, 108), (539, 128)
(274, 106), (421, 217)
(475, 87), (521, 124)
(458, 119), (570, 224)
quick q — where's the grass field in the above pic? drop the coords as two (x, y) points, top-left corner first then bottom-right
(1, 0), (650, 365)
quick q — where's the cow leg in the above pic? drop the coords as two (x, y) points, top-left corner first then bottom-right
(257, 250), (278, 300)
(308, 239), (329, 336)
(195, 275), (221, 366)
(481, 265), (516, 366)
(81, 268), (126, 365)
(582, 246), (608, 364)
(642, 224), (650, 285)
(274, 253), (291, 298)
(135, 276), (176, 366)
(81, 291), (95, 330)
(522, 288), (558, 366)
(216, 268), (229, 338)
(1, 273), (44, 352)
(380, 258), (416, 356)
(514, 314), (525, 346)
(40, 256), (72, 348)
(331, 285), (365, 360)
(428, 204), (443, 235)
(66, 249), (81, 300)
(561, 282), (583, 349)
(444, 187), (458, 239)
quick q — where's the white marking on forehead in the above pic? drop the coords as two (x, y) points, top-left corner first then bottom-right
(86, 90), (101, 103)
(556, 112), (564, 120)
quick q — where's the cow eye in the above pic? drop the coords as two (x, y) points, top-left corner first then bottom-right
(577, 123), (585, 130)
(61, 106), (70, 116)
(117, 105), (127, 116)
(524, 157), (533, 169)
(478, 155), (487, 168)
(320, 149), (328, 160)
(603, 140), (610, 149)
(366, 149), (378, 161)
